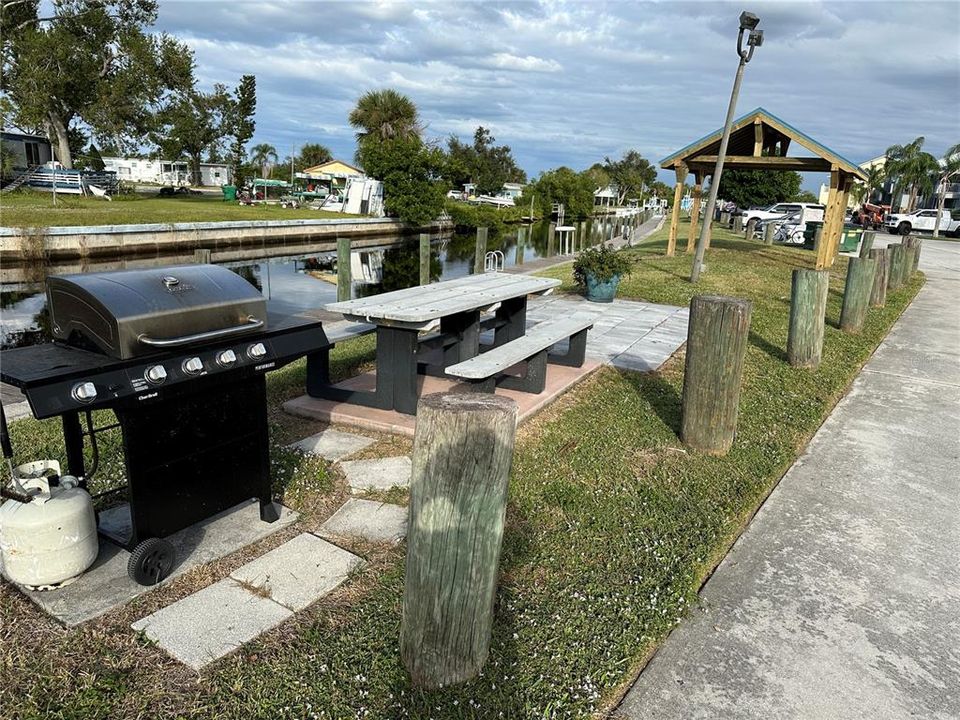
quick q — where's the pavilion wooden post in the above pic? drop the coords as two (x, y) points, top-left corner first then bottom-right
(816, 167), (841, 269)
(887, 244), (905, 292)
(419, 233), (430, 286)
(839, 256), (877, 334)
(667, 162), (688, 257)
(474, 226), (488, 273)
(336, 235), (351, 302)
(868, 247), (888, 307)
(680, 295), (752, 455)
(401, 393), (518, 689)
(787, 269), (829, 368)
(686, 171), (703, 253)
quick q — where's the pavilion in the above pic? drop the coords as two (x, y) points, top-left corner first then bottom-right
(660, 108), (868, 269)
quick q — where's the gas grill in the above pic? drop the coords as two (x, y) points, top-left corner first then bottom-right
(0, 264), (329, 584)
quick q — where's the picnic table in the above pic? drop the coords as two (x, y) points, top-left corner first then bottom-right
(308, 273), (560, 414)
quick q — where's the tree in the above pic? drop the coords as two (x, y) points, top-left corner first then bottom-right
(794, 190), (819, 204)
(227, 74), (256, 185)
(1, 0), (193, 168)
(884, 137), (940, 212)
(850, 164), (886, 206)
(443, 127), (526, 195)
(359, 135), (445, 226)
(582, 162), (611, 192)
(933, 143), (960, 237)
(716, 169), (802, 208)
(250, 143), (277, 179)
(604, 150), (657, 205)
(296, 142), (332, 172)
(519, 167), (595, 218)
(152, 85), (231, 185)
(348, 88), (421, 147)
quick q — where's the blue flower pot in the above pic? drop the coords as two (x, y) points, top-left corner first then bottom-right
(585, 273), (620, 303)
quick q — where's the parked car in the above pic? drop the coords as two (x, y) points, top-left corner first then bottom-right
(884, 208), (960, 236)
(741, 202), (824, 225)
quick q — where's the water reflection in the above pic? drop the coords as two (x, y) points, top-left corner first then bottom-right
(0, 218), (606, 348)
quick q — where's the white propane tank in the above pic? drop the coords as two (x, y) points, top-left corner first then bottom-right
(0, 461), (98, 590)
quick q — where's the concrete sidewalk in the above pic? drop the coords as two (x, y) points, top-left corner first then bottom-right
(619, 238), (960, 719)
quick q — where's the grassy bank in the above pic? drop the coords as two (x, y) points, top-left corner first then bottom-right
(0, 221), (924, 719)
(0, 190), (357, 227)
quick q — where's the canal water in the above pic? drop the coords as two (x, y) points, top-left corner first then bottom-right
(1, 219), (604, 349)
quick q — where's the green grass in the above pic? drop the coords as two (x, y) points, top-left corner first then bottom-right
(0, 190), (357, 227)
(0, 221), (924, 719)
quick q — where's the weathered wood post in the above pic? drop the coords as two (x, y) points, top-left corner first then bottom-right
(902, 235), (922, 275)
(681, 296), (752, 455)
(745, 218), (758, 240)
(887, 243), (905, 292)
(401, 393), (518, 689)
(419, 233), (430, 286)
(868, 247), (888, 307)
(763, 222), (776, 245)
(515, 225), (526, 266)
(336, 235), (351, 302)
(910, 236), (922, 273)
(580, 220), (588, 251)
(474, 226), (488, 274)
(839, 256), (877, 334)
(193, 248), (212, 264)
(732, 215), (743, 233)
(547, 222), (557, 256)
(858, 230), (876, 258)
(787, 269), (830, 368)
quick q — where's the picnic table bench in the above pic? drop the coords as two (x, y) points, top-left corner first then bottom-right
(307, 273), (591, 414)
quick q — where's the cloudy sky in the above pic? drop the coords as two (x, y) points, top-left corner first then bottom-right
(156, 0), (960, 189)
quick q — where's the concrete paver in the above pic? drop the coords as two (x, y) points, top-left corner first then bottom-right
(318, 498), (408, 544)
(287, 428), (375, 461)
(339, 456), (412, 493)
(619, 238), (960, 719)
(229, 532), (363, 612)
(131, 578), (291, 670)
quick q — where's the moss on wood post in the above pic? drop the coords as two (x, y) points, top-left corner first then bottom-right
(336, 235), (351, 302)
(763, 222), (776, 245)
(787, 269), (829, 368)
(903, 235), (922, 274)
(401, 393), (518, 689)
(419, 233), (430, 286)
(474, 226), (488, 274)
(887, 243), (905, 292)
(680, 296), (752, 455)
(858, 230), (876, 258)
(839, 256), (877, 334)
(868, 247), (888, 307)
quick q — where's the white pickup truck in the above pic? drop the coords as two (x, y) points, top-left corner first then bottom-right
(885, 208), (960, 237)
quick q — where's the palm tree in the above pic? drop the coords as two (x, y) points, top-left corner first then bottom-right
(884, 137), (940, 212)
(348, 89), (421, 144)
(851, 164), (886, 205)
(933, 142), (960, 237)
(250, 143), (278, 179)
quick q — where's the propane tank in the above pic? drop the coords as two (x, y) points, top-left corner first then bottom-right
(0, 460), (98, 590)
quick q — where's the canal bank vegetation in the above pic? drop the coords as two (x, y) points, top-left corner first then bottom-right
(0, 221), (925, 719)
(0, 190), (356, 227)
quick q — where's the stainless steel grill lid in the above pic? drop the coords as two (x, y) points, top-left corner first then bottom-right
(47, 264), (268, 359)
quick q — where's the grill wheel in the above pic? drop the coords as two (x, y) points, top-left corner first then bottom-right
(127, 537), (176, 586)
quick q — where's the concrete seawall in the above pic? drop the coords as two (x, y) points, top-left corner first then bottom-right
(0, 217), (436, 263)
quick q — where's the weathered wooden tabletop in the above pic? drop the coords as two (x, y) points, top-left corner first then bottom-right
(324, 272), (560, 328)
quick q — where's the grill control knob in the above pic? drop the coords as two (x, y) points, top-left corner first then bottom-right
(145, 365), (167, 384)
(71, 381), (97, 403)
(182, 357), (204, 375)
(216, 349), (237, 367)
(247, 342), (267, 359)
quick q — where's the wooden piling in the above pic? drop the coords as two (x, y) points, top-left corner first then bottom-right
(547, 222), (557, 256)
(746, 218), (758, 240)
(858, 230), (876, 258)
(902, 235), (922, 274)
(680, 296), (752, 455)
(887, 244), (905, 291)
(336, 235), (351, 302)
(733, 215), (743, 233)
(868, 247), (888, 307)
(419, 233), (430, 286)
(193, 248), (212, 264)
(515, 225), (526, 265)
(763, 222), (776, 245)
(839, 256), (877, 334)
(474, 227), (488, 274)
(787, 269), (829, 368)
(401, 393), (518, 689)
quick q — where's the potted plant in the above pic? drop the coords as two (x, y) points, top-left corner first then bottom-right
(573, 243), (633, 302)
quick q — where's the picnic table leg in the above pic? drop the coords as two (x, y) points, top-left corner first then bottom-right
(548, 328), (589, 367)
(493, 297), (526, 347)
(379, 326), (420, 415)
(441, 311), (481, 368)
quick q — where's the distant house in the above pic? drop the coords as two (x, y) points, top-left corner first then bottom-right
(1, 132), (53, 175)
(100, 156), (232, 186)
(594, 185), (617, 207)
(501, 182), (525, 199)
(297, 159), (364, 194)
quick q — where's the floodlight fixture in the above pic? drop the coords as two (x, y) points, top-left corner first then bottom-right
(736, 11), (762, 62)
(739, 11), (760, 30)
(748, 29), (764, 47)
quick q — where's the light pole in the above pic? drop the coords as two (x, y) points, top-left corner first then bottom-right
(690, 11), (763, 283)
